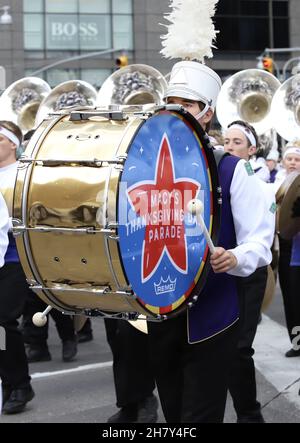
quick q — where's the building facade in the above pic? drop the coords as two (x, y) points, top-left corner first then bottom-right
(0, 0), (298, 90)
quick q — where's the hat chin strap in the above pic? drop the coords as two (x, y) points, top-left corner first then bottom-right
(194, 103), (210, 121)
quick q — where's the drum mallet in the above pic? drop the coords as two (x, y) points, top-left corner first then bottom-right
(187, 199), (216, 254)
(32, 305), (53, 327)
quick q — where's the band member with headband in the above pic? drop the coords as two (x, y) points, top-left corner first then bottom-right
(0, 120), (35, 414)
(274, 142), (300, 192)
(223, 120), (276, 423)
(224, 121), (270, 182)
(276, 141), (300, 357)
(266, 150), (280, 184)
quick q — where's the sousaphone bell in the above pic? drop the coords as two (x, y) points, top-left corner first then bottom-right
(0, 77), (51, 132)
(97, 64), (168, 107)
(35, 80), (98, 126)
(271, 73), (300, 142)
(216, 69), (281, 135)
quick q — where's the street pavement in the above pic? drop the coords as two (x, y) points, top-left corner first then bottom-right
(1, 283), (300, 423)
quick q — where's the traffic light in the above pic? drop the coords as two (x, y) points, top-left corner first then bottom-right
(115, 55), (128, 69)
(262, 57), (274, 74)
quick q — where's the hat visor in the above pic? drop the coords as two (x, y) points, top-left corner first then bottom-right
(164, 85), (210, 106)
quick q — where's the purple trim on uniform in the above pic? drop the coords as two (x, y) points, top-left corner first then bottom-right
(269, 169), (278, 184)
(188, 155), (240, 343)
(4, 233), (19, 263)
(290, 233), (300, 267)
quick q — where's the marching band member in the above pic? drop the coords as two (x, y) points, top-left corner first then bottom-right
(147, 0), (274, 423)
(0, 120), (35, 414)
(276, 142), (300, 357)
(266, 150), (280, 183)
(223, 120), (276, 423)
(104, 319), (158, 423)
(274, 141), (300, 192)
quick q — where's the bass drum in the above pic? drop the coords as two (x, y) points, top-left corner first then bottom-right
(13, 106), (220, 321)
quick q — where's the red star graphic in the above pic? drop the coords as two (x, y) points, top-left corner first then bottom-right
(127, 134), (200, 282)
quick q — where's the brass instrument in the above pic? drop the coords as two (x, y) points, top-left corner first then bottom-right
(0, 77), (51, 132)
(35, 80), (98, 127)
(276, 171), (300, 240)
(271, 73), (300, 142)
(216, 69), (281, 136)
(97, 64), (168, 107)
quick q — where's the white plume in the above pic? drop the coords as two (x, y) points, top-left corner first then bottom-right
(161, 0), (219, 62)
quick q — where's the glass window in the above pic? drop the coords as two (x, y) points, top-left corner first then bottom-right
(274, 18), (289, 47)
(79, 0), (110, 14)
(273, 2), (289, 16)
(112, 0), (132, 14)
(46, 68), (79, 87)
(113, 15), (133, 50)
(46, 0), (78, 13)
(81, 68), (112, 89)
(46, 14), (111, 50)
(24, 14), (44, 50)
(23, 0), (43, 13)
(46, 14), (79, 50)
(80, 15), (111, 50)
(240, 1), (268, 16)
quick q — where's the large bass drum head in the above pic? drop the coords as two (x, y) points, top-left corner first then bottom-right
(117, 108), (220, 317)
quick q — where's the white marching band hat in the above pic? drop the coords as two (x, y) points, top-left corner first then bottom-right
(165, 60), (222, 109)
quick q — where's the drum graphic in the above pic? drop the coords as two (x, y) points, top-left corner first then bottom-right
(13, 106), (220, 321)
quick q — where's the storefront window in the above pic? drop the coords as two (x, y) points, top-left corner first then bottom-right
(24, 14), (44, 50)
(113, 15), (133, 50)
(45, 0), (78, 13)
(24, 1), (133, 52)
(216, 0), (289, 51)
(79, 0), (110, 14)
(24, 0), (43, 13)
(45, 14), (111, 50)
(112, 0), (132, 14)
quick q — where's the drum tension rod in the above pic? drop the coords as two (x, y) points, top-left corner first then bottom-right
(69, 110), (126, 121)
(18, 157), (127, 168)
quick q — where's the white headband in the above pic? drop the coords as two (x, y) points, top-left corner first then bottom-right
(283, 147), (300, 159)
(227, 124), (257, 148)
(0, 127), (20, 148)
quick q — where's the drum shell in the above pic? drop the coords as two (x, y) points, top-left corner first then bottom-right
(14, 108), (220, 319)
(14, 113), (153, 316)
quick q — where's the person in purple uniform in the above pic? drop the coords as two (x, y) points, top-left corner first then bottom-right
(147, 61), (274, 423)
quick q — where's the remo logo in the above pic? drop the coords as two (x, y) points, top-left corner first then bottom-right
(118, 112), (214, 314)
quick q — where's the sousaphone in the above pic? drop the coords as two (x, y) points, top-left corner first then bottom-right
(97, 64), (168, 107)
(216, 69), (281, 135)
(35, 80), (98, 126)
(0, 77), (51, 132)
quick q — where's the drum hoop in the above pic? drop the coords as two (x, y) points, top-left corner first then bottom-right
(104, 115), (144, 291)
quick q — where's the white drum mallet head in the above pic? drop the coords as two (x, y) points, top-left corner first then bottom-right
(187, 199), (216, 254)
(32, 305), (53, 327)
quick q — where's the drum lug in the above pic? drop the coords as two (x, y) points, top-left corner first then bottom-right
(18, 155), (31, 169)
(11, 219), (26, 236)
(70, 110), (126, 122)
